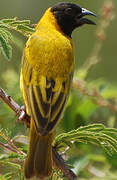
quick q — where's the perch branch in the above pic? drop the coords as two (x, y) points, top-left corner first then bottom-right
(53, 147), (77, 180)
(0, 141), (23, 155)
(0, 88), (30, 127)
(0, 87), (77, 180)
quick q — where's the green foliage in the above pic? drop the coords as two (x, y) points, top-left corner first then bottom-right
(0, 152), (24, 180)
(0, 18), (35, 60)
(55, 124), (117, 155)
(0, 29), (12, 60)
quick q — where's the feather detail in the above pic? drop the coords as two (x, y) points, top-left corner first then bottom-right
(21, 52), (73, 135)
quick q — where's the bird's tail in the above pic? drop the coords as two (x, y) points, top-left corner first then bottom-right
(24, 119), (54, 179)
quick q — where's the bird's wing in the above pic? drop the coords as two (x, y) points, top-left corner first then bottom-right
(21, 52), (73, 135)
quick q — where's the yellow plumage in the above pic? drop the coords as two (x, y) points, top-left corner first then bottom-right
(20, 7), (74, 179)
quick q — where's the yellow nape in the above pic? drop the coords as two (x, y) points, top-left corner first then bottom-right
(36, 8), (62, 34)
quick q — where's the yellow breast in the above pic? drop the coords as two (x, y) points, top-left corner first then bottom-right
(25, 8), (74, 81)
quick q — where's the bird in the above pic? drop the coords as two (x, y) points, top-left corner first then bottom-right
(20, 2), (96, 179)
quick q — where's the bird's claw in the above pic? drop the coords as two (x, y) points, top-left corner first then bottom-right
(16, 105), (30, 128)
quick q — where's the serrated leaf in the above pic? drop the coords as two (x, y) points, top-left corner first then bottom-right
(0, 23), (10, 29)
(0, 34), (12, 60)
(2, 29), (13, 41)
(0, 17), (35, 39)
(0, 152), (24, 162)
(9, 20), (31, 25)
(55, 124), (117, 155)
(1, 18), (17, 23)
(0, 29), (12, 42)
(0, 29), (9, 41)
(3, 161), (21, 169)
(17, 24), (35, 32)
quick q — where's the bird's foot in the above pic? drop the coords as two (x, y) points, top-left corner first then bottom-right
(16, 105), (30, 128)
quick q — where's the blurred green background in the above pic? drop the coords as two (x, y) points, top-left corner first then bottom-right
(0, 0), (117, 179)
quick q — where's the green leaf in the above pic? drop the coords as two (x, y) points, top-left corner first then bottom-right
(0, 23), (10, 29)
(2, 161), (21, 169)
(0, 29), (13, 42)
(9, 20), (31, 25)
(1, 18), (17, 24)
(2, 29), (13, 41)
(0, 17), (35, 60)
(0, 152), (24, 162)
(17, 24), (35, 33)
(0, 33), (12, 60)
(55, 124), (117, 155)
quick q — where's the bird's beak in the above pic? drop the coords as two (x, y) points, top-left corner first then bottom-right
(79, 7), (97, 25)
(81, 8), (97, 17)
(76, 7), (97, 27)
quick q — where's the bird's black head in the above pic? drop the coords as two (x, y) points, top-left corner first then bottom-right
(51, 2), (96, 37)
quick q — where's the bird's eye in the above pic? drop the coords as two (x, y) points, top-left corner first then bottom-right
(64, 8), (73, 15)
